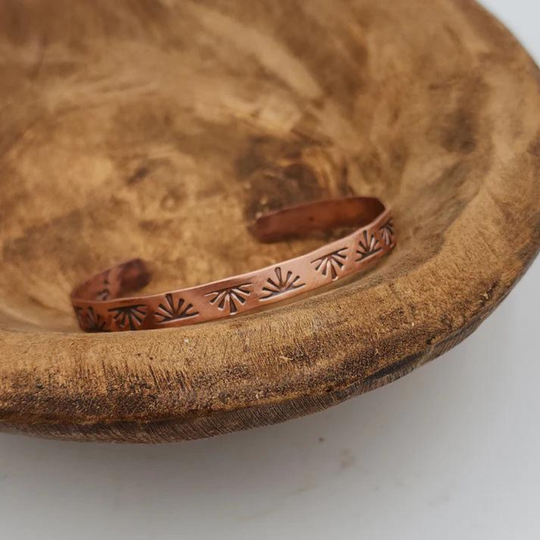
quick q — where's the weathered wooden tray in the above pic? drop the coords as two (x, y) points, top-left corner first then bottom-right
(0, 0), (539, 443)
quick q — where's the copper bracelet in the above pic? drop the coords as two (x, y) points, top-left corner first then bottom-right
(71, 197), (396, 332)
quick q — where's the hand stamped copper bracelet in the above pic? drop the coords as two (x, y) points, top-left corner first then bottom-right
(71, 197), (396, 332)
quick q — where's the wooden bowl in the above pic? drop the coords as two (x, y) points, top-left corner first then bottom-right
(1, 0), (539, 443)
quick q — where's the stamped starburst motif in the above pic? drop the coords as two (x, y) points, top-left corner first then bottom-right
(356, 230), (382, 261)
(86, 306), (110, 332)
(261, 267), (305, 300)
(108, 304), (147, 330)
(155, 293), (199, 324)
(379, 219), (395, 246)
(311, 248), (348, 281)
(205, 283), (252, 315)
(74, 306), (85, 328)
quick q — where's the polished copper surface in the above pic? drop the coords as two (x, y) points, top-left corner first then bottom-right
(71, 197), (395, 332)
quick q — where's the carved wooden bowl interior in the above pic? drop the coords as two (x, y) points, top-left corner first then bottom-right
(1, 0), (539, 442)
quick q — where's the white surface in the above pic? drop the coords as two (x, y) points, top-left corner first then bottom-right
(0, 2), (539, 539)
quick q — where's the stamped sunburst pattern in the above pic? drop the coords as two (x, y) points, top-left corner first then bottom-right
(74, 306), (85, 328)
(206, 283), (252, 315)
(155, 293), (199, 323)
(356, 230), (382, 261)
(108, 304), (147, 330)
(311, 248), (348, 281)
(86, 306), (110, 332)
(261, 267), (305, 300)
(379, 219), (395, 246)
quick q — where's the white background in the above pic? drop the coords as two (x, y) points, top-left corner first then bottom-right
(0, 1), (539, 538)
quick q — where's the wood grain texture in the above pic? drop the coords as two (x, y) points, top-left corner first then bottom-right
(0, 0), (539, 442)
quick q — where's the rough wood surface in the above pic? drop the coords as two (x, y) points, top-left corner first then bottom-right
(0, 0), (539, 443)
